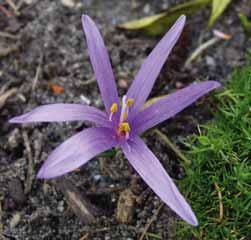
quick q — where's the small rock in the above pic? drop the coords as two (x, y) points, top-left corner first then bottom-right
(80, 94), (91, 105)
(8, 129), (21, 148)
(61, 0), (75, 8)
(205, 56), (216, 68)
(175, 81), (184, 89)
(93, 98), (102, 108)
(24, 0), (34, 4)
(57, 201), (64, 212)
(42, 182), (50, 194)
(93, 174), (102, 183)
(8, 178), (26, 207)
(10, 213), (21, 228)
(143, 4), (150, 14)
(118, 79), (128, 89)
(116, 189), (135, 223)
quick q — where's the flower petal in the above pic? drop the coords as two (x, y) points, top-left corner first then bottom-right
(121, 136), (198, 226)
(126, 15), (186, 116)
(9, 104), (111, 127)
(82, 15), (119, 113)
(37, 127), (118, 179)
(132, 81), (221, 133)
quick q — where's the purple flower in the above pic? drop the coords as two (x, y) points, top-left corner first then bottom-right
(9, 15), (221, 226)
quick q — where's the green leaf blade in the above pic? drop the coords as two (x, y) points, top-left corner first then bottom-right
(208, 0), (232, 27)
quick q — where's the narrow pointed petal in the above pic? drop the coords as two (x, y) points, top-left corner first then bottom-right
(121, 136), (198, 226)
(132, 81), (221, 133)
(126, 15), (186, 116)
(37, 127), (118, 179)
(9, 104), (111, 127)
(82, 15), (119, 112)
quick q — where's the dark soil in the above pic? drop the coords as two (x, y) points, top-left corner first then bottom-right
(0, 0), (250, 239)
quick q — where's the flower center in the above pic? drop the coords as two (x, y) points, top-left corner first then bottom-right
(109, 95), (134, 139)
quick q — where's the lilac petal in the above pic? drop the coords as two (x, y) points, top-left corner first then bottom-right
(121, 136), (198, 226)
(132, 81), (221, 133)
(126, 15), (186, 116)
(37, 127), (118, 179)
(9, 104), (111, 127)
(82, 15), (119, 113)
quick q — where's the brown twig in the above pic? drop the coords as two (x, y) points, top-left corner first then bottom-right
(80, 77), (96, 86)
(0, 5), (13, 17)
(22, 131), (34, 194)
(0, 87), (17, 109)
(34, 132), (43, 164)
(0, 31), (18, 39)
(79, 233), (89, 240)
(139, 202), (164, 240)
(0, 81), (12, 95)
(32, 55), (43, 91)
(214, 182), (224, 222)
(0, 45), (19, 58)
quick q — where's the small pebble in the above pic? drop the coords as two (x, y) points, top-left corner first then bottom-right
(205, 56), (216, 68)
(118, 79), (128, 89)
(93, 98), (103, 107)
(80, 94), (91, 105)
(8, 178), (26, 207)
(61, 0), (75, 8)
(8, 129), (21, 148)
(143, 4), (150, 14)
(10, 213), (21, 228)
(116, 189), (135, 223)
(105, 235), (110, 240)
(93, 174), (102, 182)
(175, 81), (184, 89)
(57, 201), (64, 212)
(24, 0), (34, 4)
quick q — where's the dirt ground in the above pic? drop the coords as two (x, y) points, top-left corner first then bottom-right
(0, 0), (250, 239)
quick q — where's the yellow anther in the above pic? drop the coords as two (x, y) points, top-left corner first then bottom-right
(123, 112), (128, 121)
(126, 98), (134, 107)
(110, 103), (118, 113)
(119, 122), (131, 133)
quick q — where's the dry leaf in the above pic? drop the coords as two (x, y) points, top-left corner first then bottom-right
(118, 0), (211, 36)
(49, 84), (64, 94)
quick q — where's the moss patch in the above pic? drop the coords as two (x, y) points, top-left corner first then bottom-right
(177, 66), (251, 239)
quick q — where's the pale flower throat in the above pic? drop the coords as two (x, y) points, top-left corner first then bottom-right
(109, 95), (134, 139)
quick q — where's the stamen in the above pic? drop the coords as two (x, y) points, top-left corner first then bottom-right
(120, 96), (134, 123)
(123, 112), (128, 121)
(118, 122), (131, 139)
(110, 103), (118, 113)
(126, 98), (134, 107)
(119, 122), (131, 132)
(109, 103), (118, 121)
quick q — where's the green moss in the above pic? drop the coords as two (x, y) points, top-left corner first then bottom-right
(177, 66), (251, 239)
